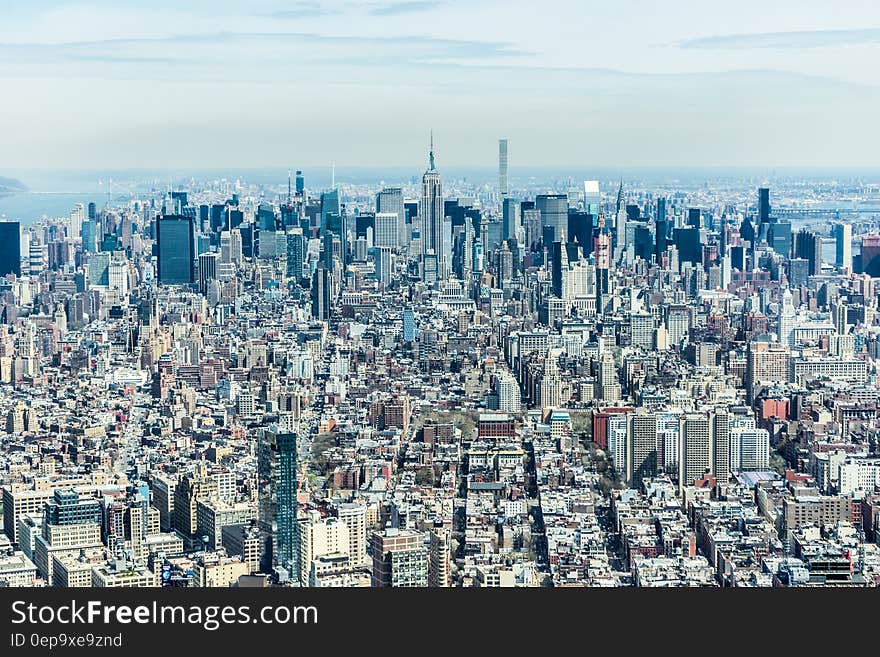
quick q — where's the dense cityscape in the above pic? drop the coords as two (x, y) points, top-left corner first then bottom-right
(0, 140), (879, 588)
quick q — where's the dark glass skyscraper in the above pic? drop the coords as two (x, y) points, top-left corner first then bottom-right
(312, 266), (331, 321)
(258, 424), (299, 582)
(0, 222), (21, 277)
(286, 228), (304, 282)
(320, 189), (339, 233)
(156, 215), (194, 285)
(567, 210), (594, 256)
(758, 187), (771, 225)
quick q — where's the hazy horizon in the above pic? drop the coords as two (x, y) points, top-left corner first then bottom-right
(1, 1), (879, 169)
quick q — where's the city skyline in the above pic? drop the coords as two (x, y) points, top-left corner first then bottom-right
(1, 1), (880, 169)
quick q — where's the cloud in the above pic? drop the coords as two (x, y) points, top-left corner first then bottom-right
(0, 31), (530, 76)
(368, 1), (444, 16)
(271, 2), (341, 18)
(677, 28), (880, 50)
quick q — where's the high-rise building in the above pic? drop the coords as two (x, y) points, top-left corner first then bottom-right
(428, 527), (451, 587)
(372, 246), (392, 285)
(495, 371), (521, 413)
(681, 413), (712, 486)
(713, 409), (730, 483)
(198, 251), (218, 295)
(156, 215), (194, 286)
(374, 212), (399, 249)
(794, 228), (822, 276)
(834, 222), (852, 271)
(86, 252), (110, 287)
(594, 213), (611, 300)
(0, 221), (21, 277)
(730, 428), (770, 471)
(370, 527), (428, 587)
(81, 220), (97, 254)
(746, 340), (790, 403)
(536, 194), (568, 243)
(402, 308), (416, 342)
(631, 312), (654, 349)
(550, 240), (568, 298)
(628, 410), (658, 486)
(583, 180), (601, 214)
(665, 305), (691, 348)
(758, 187), (771, 225)
(312, 267), (331, 321)
(258, 421), (299, 582)
(320, 189), (339, 233)
(599, 351), (620, 402)
(778, 288), (795, 347)
(502, 197), (520, 241)
(420, 134), (443, 272)
(335, 503), (367, 567)
(377, 188), (406, 247)
(498, 138), (509, 198)
(286, 227), (304, 282)
(861, 235), (880, 277)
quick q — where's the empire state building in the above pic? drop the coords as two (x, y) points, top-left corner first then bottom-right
(421, 134), (443, 268)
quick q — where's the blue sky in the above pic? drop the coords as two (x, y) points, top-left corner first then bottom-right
(0, 0), (878, 169)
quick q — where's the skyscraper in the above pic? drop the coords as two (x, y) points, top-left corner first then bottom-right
(536, 194), (568, 243)
(372, 246), (392, 285)
(681, 413), (711, 486)
(758, 187), (771, 225)
(594, 213), (611, 300)
(370, 528), (428, 587)
(420, 134), (444, 279)
(835, 222), (852, 270)
(81, 220), (97, 253)
(627, 411), (658, 487)
(374, 212), (399, 249)
(498, 138), (509, 198)
(551, 240), (568, 298)
(156, 215), (194, 286)
(794, 228), (822, 276)
(583, 180), (601, 214)
(258, 422), (299, 582)
(377, 188), (406, 247)
(745, 340), (790, 403)
(0, 222), (21, 277)
(778, 288), (795, 347)
(320, 189), (340, 232)
(502, 197), (520, 241)
(286, 227), (304, 282)
(312, 266), (331, 321)
(198, 251), (218, 295)
(614, 180), (627, 260)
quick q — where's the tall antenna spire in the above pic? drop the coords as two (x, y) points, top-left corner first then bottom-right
(287, 170), (292, 205)
(429, 130), (435, 171)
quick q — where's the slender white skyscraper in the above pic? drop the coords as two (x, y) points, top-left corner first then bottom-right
(421, 132), (443, 277)
(778, 287), (795, 347)
(498, 138), (509, 198)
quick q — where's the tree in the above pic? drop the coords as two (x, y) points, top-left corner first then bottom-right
(415, 466), (436, 486)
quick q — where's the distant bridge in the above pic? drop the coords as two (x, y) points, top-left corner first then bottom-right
(773, 207), (880, 217)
